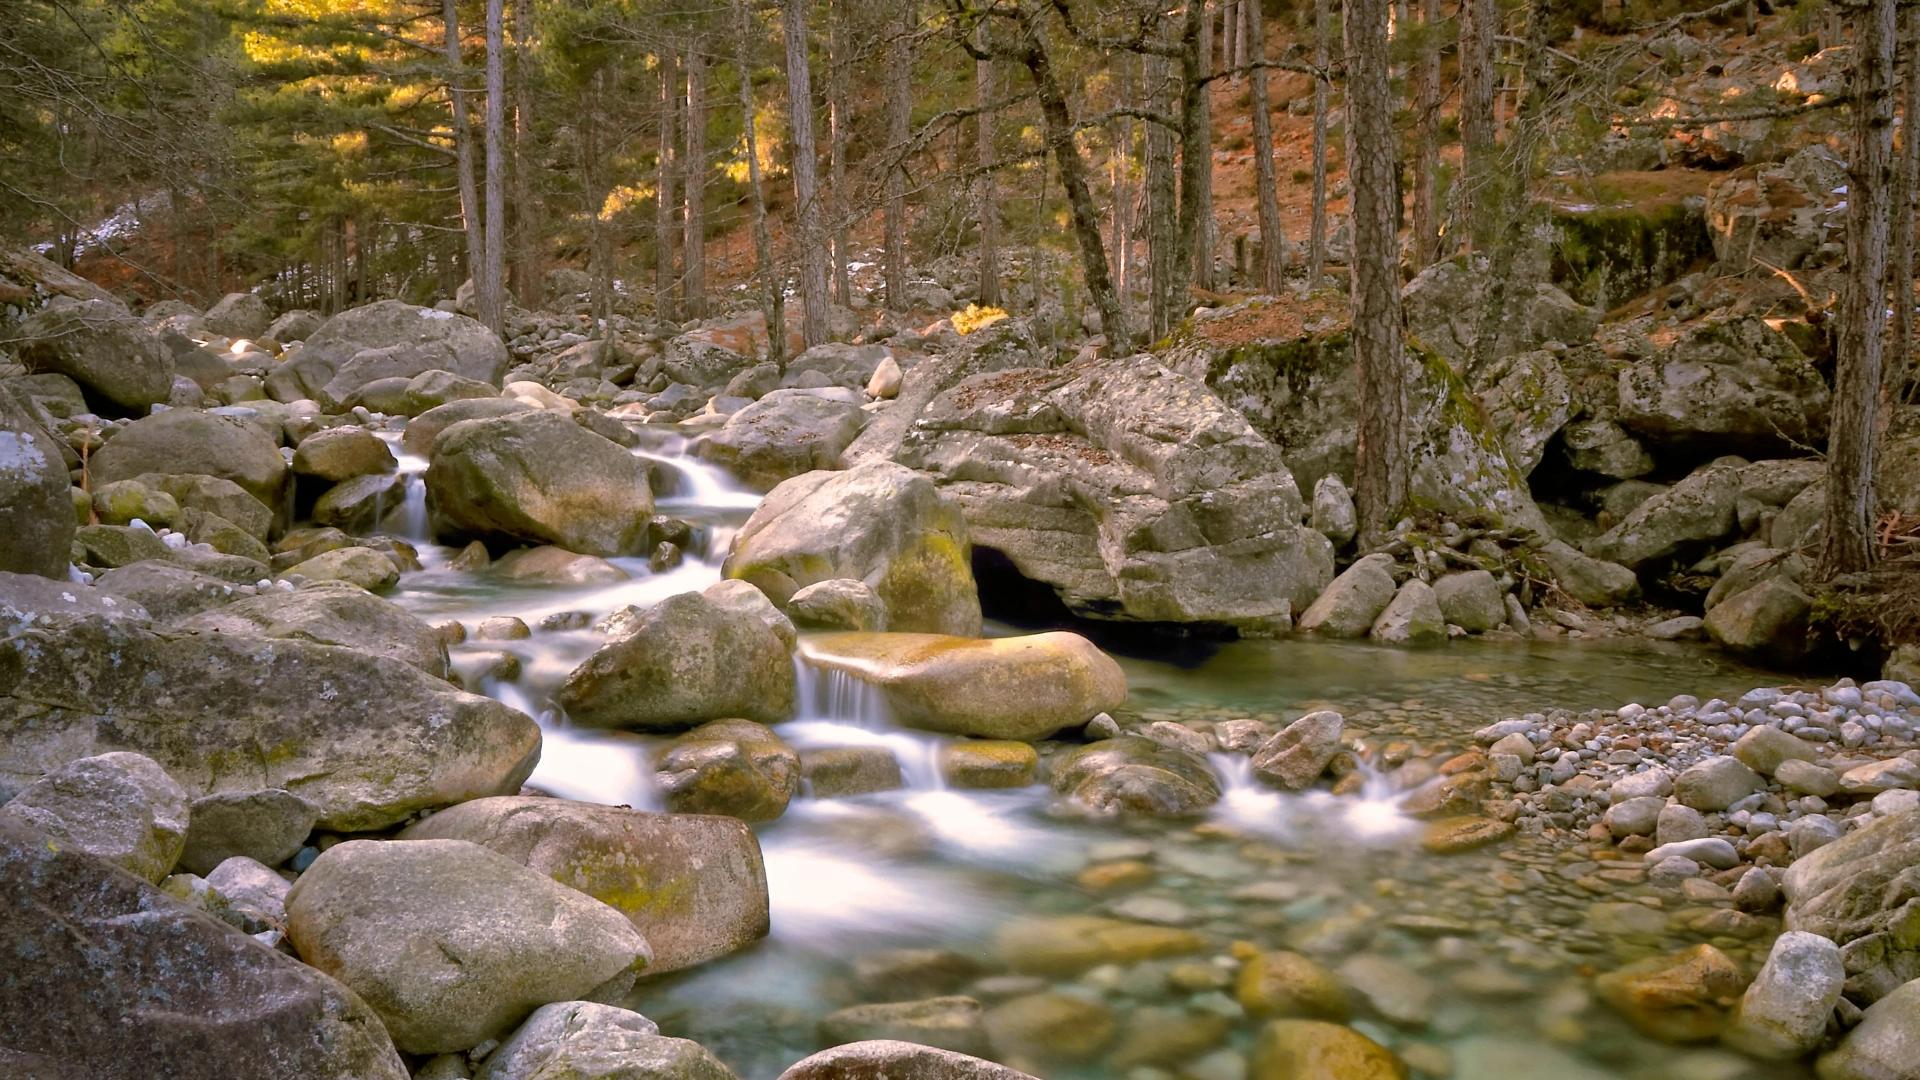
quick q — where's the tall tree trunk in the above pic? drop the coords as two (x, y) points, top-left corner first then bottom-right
(1246, 0), (1285, 293)
(975, 21), (1001, 307)
(1410, 0), (1442, 267)
(1825, 0), (1897, 576)
(1464, 0), (1550, 381)
(1308, 0), (1331, 287)
(479, 0), (507, 332)
(1112, 53), (1136, 302)
(736, 0), (785, 365)
(1185, 0), (1215, 290)
(828, 0), (852, 306)
(884, 6), (912, 311)
(1460, 0), (1498, 251)
(1146, 47), (1179, 337)
(443, 0), (485, 307)
(1015, 13), (1131, 352)
(785, 0), (832, 347)
(656, 52), (679, 321)
(1346, 0), (1409, 549)
(683, 40), (708, 320)
(1890, 2), (1920, 410)
(509, 0), (538, 305)
(1220, 1), (1236, 78)
(582, 69), (613, 329)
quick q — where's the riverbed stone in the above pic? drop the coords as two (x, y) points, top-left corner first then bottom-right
(475, 1001), (737, 1080)
(786, 578), (888, 631)
(653, 719), (800, 823)
(559, 591), (795, 731)
(984, 991), (1117, 1064)
(701, 578), (797, 649)
(0, 616), (539, 830)
(0, 750), (188, 882)
(1250, 1020), (1407, 1080)
(1606, 795), (1667, 838)
(1723, 930), (1844, 1059)
(802, 746), (905, 796)
(1537, 540), (1641, 607)
(426, 410), (653, 556)
(1705, 577), (1814, 662)
(401, 796), (769, 975)
(799, 631), (1125, 741)
(1371, 579), (1446, 644)
(1594, 944), (1745, 1043)
(1839, 758), (1920, 796)
(818, 997), (989, 1057)
(93, 408), (289, 508)
(283, 545), (400, 591)
(176, 579), (446, 676)
(1433, 569), (1505, 632)
(286, 838), (653, 1054)
(941, 740), (1039, 789)
(0, 815), (408, 1079)
(1816, 977), (1920, 1080)
(1732, 725), (1820, 776)
(1237, 950), (1349, 1020)
(724, 462), (979, 635)
(179, 788), (317, 875)
(1298, 554), (1397, 638)
(1783, 809), (1920, 1002)
(1051, 736), (1222, 817)
(992, 914), (1207, 975)
(492, 545), (631, 585)
(1251, 710), (1344, 791)
(776, 1041), (1039, 1080)
(1674, 756), (1764, 811)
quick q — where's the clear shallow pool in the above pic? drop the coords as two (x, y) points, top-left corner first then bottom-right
(382, 425), (1809, 1080)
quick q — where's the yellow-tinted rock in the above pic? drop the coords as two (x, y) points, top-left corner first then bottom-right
(1251, 1020), (1408, 1080)
(1421, 816), (1515, 854)
(1108, 1006), (1232, 1069)
(800, 631), (1126, 740)
(1077, 860), (1156, 892)
(993, 915), (1207, 976)
(940, 740), (1039, 788)
(1237, 950), (1351, 1020)
(1593, 944), (1745, 1043)
(984, 992), (1116, 1064)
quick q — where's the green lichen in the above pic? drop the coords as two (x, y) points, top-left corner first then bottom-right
(1549, 201), (1713, 308)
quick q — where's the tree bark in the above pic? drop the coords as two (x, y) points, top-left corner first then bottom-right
(1347, 0), (1409, 549)
(975, 21), (1001, 307)
(479, 0), (507, 332)
(1185, 0), (1215, 290)
(1460, 0), (1498, 251)
(443, 0), (485, 313)
(1014, 10), (1131, 352)
(1246, 0), (1285, 293)
(509, 0), (538, 305)
(1889, 2), (1920, 410)
(1410, 0), (1442, 267)
(1146, 45), (1179, 337)
(737, 0), (785, 364)
(582, 69), (613, 329)
(828, 0), (852, 306)
(884, 5), (912, 311)
(1825, 0), (1897, 576)
(655, 51), (679, 322)
(785, 0), (832, 347)
(683, 39), (708, 320)
(1308, 0), (1331, 288)
(1220, 1), (1236, 78)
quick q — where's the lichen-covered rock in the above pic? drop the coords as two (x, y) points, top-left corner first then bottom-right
(800, 631), (1125, 740)
(654, 719), (800, 823)
(0, 751), (188, 882)
(1705, 146), (1846, 274)
(204, 292), (273, 341)
(476, 1001), (738, 1080)
(1051, 736), (1220, 817)
(696, 390), (869, 491)
(180, 788), (317, 875)
(1588, 462), (1741, 569)
(427, 410), (653, 556)
(724, 462), (980, 636)
(1371, 579), (1446, 644)
(286, 838), (653, 1055)
(0, 391), (75, 577)
(402, 797), (768, 975)
(1816, 977), (1920, 1080)
(284, 546), (400, 592)
(1472, 348), (1575, 477)
(558, 592), (794, 731)
(0, 816), (408, 1080)
(1298, 554), (1396, 638)
(1615, 316), (1829, 455)
(1433, 569), (1505, 632)
(176, 580), (446, 676)
(1403, 259), (1597, 369)
(1783, 808), (1920, 1002)
(1705, 577), (1814, 664)
(17, 299), (176, 412)
(0, 616), (539, 830)
(283, 300), (509, 405)
(292, 427), (396, 483)
(1536, 539), (1641, 607)
(92, 408), (289, 509)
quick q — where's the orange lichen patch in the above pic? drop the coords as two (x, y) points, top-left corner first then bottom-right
(1190, 290), (1351, 349)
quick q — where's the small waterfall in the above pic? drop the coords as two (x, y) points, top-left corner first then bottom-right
(631, 435), (763, 512)
(490, 677), (664, 810)
(381, 474), (429, 541)
(1207, 751), (1415, 843)
(787, 656), (944, 789)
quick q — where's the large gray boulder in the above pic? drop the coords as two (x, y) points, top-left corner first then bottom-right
(0, 570), (148, 631)
(1297, 554), (1396, 638)
(1783, 808), (1920, 1002)
(16, 299), (175, 412)
(285, 838), (653, 1055)
(0, 616), (539, 831)
(204, 292), (273, 341)
(1402, 260), (1598, 370)
(1616, 316), (1829, 455)
(777, 1041), (1039, 1080)
(403, 396), (537, 456)
(1816, 977), (1920, 1080)
(0, 816), (408, 1080)
(558, 591), (794, 731)
(0, 391), (74, 577)
(1251, 710), (1344, 791)
(885, 354), (1332, 628)
(696, 389), (868, 491)
(0, 750), (188, 882)
(476, 1002), (737, 1080)
(1705, 577), (1814, 664)
(1537, 539), (1641, 607)
(1723, 931), (1844, 1060)
(92, 408), (289, 509)
(94, 560), (241, 621)
(1051, 736), (1221, 817)
(781, 342), (894, 390)
(799, 631), (1126, 740)
(1704, 146), (1846, 274)
(402, 797), (769, 975)
(175, 580), (447, 676)
(725, 462), (981, 636)
(654, 719), (801, 823)
(283, 300), (509, 405)
(427, 410), (653, 556)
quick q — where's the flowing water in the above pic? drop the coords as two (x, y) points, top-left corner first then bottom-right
(380, 423), (1808, 1080)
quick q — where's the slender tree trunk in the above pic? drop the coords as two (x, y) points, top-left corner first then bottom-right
(1308, 0), (1331, 287)
(1411, 0), (1442, 268)
(1221, 1), (1236, 78)
(1889, 2), (1920, 410)
(443, 0), (485, 308)
(975, 21), (1001, 307)
(828, 0), (852, 306)
(683, 40), (708, 320)
(479, 0), (507, 331)
(785, 0), (832, 347)
(1460, 0), (1498, 251)
(1464, 0), (1550, 381)
(1015, 14), (1131, 352)
(884, 6), (913, 311)
(509, 0), (538, 305)
(737, 0), (785, 365)
(1186, 0), (1215, 290)
(1246, 0), (1285, 293)
(1146, 47), (1179, 336)
(1826, 0), (1897, 576)
(656, 52), (679, 321)
(1112, 53), (1136, 302)
(582, 69), (613, 328)
(1347, 0), (1409, 549)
